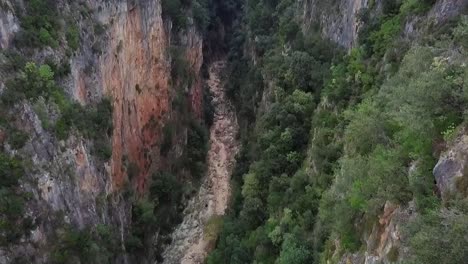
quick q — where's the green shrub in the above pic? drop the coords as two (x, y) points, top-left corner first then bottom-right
(381, 0), (402, 15)
(127, 198), (158, 253)
(405, 205), (468, 264)
(127, 162), (140, 181)
(17, 0), (60, 48)
(1, 62), (60, 108)
(400, 0), (436, 15)
(0, 154), (23, 192)
(55, 98), (113, 160)
(150, 171), (182, 204)
(204, 215), (224, 241)
(160, 123), (174, 156)
(51, 226), (118, 264)
(369, 16), (402, 56)
(387, 246), (400, 262)
(0, 51), (26, 73)
(8, 129), (29, 149)
(203, 85), (215, 127)
(66, 24), (80, 51)
(192, 0), (210, 30)
(343, 100), (389, 155)
(186, 120), (209, 179)
(45, 58), (71, 78)
(93, 22), (106, 35)
(453, 16), (468, 49)
(278, 7), (300, 44)
(4, 62), (56, 103)
(170, 46), (193, 85)
(277, 235), (312, 264)
(162, 0), (187, 29)
(0, 154), (31, 246)
(93, 140), (112, 161)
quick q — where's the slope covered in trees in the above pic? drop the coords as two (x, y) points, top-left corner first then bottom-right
(208, 0), (468, 263)
(0, 0), (467, 263)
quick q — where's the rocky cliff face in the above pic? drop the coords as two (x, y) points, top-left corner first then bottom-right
(335, 202), (416, 264)
(301, 0), (374, 49)
(0, 0), (205, 262)
(0, 0), (18, 49)
(100, 0), (172, 192)
(301, 0), (468, 49)
(90, 0), (204, 193)
(434, 127), (468, 200)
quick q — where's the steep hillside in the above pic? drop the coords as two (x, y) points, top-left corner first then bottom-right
(208, 0), (468, 263)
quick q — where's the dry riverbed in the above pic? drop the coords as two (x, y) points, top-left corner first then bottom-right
(161, 61), (239, 264)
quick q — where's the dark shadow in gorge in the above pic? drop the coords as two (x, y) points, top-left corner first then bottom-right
(203, 0), (244, 61)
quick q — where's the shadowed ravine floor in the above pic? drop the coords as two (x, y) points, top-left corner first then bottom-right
(161, 61), (240, 264)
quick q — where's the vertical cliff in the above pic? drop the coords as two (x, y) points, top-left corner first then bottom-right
(0, 0), (207, 262)
(0, 0), (18, 49)
(301, 0), (467, 50)
(301, 0), (372, 49)
(100, 0), (172, 191)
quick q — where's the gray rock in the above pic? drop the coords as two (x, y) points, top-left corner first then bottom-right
(0, 0), (19, 49)
(433, 131), (468, 200)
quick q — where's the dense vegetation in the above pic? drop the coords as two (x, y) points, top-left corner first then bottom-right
(0, 154), (33, 246)
(208, 0), (468, 263)
(51, 225), (120, 264)
(162, 0), (210, 30)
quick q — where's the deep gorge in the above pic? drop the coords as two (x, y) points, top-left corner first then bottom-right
(0, 0), (467, 264)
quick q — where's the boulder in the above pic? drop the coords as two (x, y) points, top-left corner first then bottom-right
(433, 131), (468, 200)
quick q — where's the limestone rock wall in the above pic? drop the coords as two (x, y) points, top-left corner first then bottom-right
(100, 0), (171, 192)
(301, 0), (468, 49)
(0, 0), (205, 262)
(300, 0), (374, 49)
(434, 127), (468, 200)
(0, 0), (19, 49)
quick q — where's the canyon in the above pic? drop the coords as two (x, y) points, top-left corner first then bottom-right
(0, 0), (466, 263)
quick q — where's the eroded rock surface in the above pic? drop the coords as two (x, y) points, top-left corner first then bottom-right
(0, 0), (19, 49)
(301, 0), (374, 49)
(338, 201), (416, 264)
(101, 0), (171, 192)
(434, 129), (468, 200)
(301, 0), (468, 49)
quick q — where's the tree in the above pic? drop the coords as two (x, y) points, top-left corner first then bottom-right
(277, 235), (312, 264)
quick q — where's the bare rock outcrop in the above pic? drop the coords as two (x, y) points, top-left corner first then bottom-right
(301, 0), (468, 50)
(434, 128), (468, 200)
(0, 0), (19, 49)
(338, 202), (416, 264)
